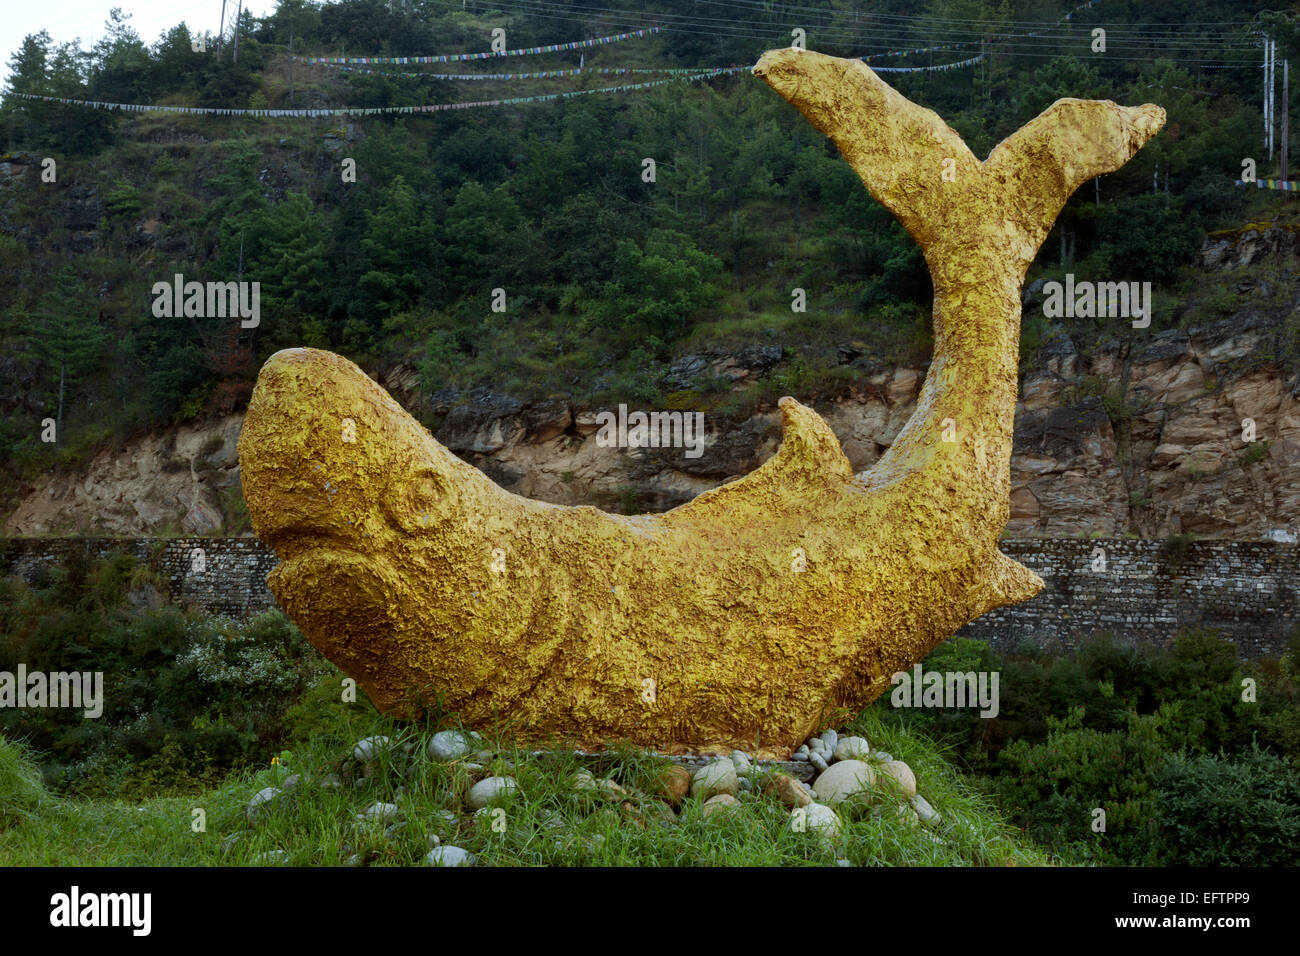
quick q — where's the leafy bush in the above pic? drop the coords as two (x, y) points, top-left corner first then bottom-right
(0, 553), (335, 797)
(1154, 748), (1300, 866)
(102, 184), (142, 219)
(993, 708), (1165, 864)
(577, 229), (722, 341)
(871, 629), (1300, 864)
(1240, 440), (1270, 468)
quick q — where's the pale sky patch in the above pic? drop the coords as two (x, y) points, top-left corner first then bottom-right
(2, 1), (280, 86)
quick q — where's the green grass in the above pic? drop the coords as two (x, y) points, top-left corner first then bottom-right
(0, 708), (1053, 867)
(0, 737), (46, 827)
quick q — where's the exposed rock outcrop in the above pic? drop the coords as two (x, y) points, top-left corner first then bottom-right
(5, 414), (243, 536)
(7, 313), (1297, 541)
(7, 230), (1300, 541)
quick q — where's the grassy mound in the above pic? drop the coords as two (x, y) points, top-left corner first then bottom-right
(0, 706), (1052, 867)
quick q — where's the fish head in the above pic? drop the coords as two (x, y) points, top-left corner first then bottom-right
(238, 348), (471, 704)
(238, 347), (466, 554)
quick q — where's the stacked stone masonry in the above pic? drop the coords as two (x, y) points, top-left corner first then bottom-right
(0, 537), (1295, 659)
(0, 537), (279, 620)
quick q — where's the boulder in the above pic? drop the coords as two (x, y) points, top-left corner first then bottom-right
(651, 765), (693, 808)
(425, 846), (475, 867)
(352, 736), (391, 762)
(245, 787), (283, 823)
(798, 803), (841, 841)
(812, 760), (877, 808)
(833, 736), (870, 761)
(428, 729), (475, 762)
(911, 793), (941, 827)
(690, 759), (738, 800)
(762, 772), (812, 809)
(466, 775), (517, 810)
(878, 760), (917, 799)
(702, 793), (739, 818)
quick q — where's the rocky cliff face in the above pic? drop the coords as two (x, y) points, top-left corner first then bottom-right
(1009, 315), (1297, 538)
(4, 415), (243, 536)
(7, 230), (1299, 541)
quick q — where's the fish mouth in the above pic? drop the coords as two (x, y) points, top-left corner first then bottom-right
(274, 542), (366, 580)
(254, 496), (366, 556)
(268, 545), (396, 641)
(269, 529), (368, 566)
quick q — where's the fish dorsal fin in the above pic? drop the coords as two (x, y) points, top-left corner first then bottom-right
(771, 396), (854, 484)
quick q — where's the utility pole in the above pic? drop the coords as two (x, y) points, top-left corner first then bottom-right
(288, 17), (295, 105)
(1268, 38), (1276, 160)
(218, 0), (226, 59)
(793, 122), (801, 246)
(56, 359), (65, 448)
(1284, 58), (1291, 181)
(233, 0), (242, 64)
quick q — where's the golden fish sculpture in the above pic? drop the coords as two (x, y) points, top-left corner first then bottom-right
(237, 48), (1163, 757)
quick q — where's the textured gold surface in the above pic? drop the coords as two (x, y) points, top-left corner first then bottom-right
(237, 50), (1163, 757)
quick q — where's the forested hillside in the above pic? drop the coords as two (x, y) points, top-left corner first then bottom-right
(0, 0), (1296, 519)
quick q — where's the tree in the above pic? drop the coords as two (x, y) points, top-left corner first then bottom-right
(1009, 56), (1114, 131)
(247, 192), (331, 323)
(23, 267), (107, 445)
(357, 175), (439, 322)
(150, 24), (209, 97)
(579, 228), (722, 342)
(0, 32), (114, 153)
(89, 8), (151, 103)
(0, 32), (51, 146)
(441, 180), (521, 296)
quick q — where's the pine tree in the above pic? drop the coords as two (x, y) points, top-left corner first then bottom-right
(23, 267), (107, 445)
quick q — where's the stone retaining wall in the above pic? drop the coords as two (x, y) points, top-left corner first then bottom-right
(0, 536), (278, 619)
(958, 539), (1299, 658)
(2, 537), (1295, 658)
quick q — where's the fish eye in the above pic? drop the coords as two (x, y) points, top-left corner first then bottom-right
(383, 464), (457, 532)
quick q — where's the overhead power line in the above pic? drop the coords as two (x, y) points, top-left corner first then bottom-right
(292, 26), (661, 64)
(0, 68), (741, 116)
(448, 0), (1257, 45)
(5, 0), (1272, 122)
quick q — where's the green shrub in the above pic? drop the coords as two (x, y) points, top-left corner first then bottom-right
(1154, 748), (1300, 866)
(0, 553), (332, 798)
(994, 708), (1165, 864)
(1240, 440), (1270, 468)
(1158, 533), (1197, 566)
(102, 183), (142, 219)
